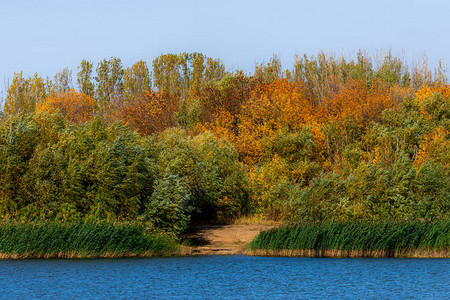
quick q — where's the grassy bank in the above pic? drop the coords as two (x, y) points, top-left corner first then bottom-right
(0, 221), (181, 258)
(248, 220), (450, 258)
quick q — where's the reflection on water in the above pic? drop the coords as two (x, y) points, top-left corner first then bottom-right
(0, 255), (448, 299)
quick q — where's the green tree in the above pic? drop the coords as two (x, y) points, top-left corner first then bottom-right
(412, 162), (450, 220)
(254, 54), (282, 83)
(204, 57), (226, 83)
(123, 60), (152, 103)
(191, 131), (249, 222)
(0, 114), (39, 217)
(375, 50), (405, 86)
(145, 174), (192, 235)
(153, 53), (181, 95)
(153, 52), (225, 96)
(4, 72), (50, 116)
(86, 128), (148, 220)
(95, 57), (124, 113)
(77, 60), (95, 96)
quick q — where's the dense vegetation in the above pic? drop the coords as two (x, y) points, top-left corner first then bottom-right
(249, 220), (450, 257)
(0, 221), (178, 258)
(0, 114), (247, 236)
(0, 50), (448, 255)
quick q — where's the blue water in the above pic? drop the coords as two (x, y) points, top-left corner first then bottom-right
(0, 255), (448, 299)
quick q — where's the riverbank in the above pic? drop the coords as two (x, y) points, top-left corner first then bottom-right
(1, 221), (448, 258)
(0, 221), (180, 259)
(186, 223), (279, 255)
(246, 249), (450, 258)
(0, 221), (278, 258)
(0, 248), (193, 259)
(0, 251), (177, 259)
(248, 220), (450, 258)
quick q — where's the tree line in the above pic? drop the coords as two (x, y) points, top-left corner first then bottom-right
(0, 50), (448, 235)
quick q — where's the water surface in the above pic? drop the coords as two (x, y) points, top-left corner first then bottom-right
(0, 255), (448, 299)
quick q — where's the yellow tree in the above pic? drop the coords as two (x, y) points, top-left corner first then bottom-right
(414, 85), (450, 117)
(36, 90), (97, 124)
(414, 85), (450, 168)
(415, 127), (449, 169)
(193, 72), (254, 141)
(4, 72), (51, 116)
(237, 79), (315, 164)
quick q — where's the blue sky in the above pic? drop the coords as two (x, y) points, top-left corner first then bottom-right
(1, 0), (449, 98)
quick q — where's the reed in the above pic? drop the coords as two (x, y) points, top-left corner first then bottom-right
(249, 220), (450, 257)
(0, 221), (179, 258)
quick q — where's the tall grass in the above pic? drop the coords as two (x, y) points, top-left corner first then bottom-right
(0, 221), (179, 258)
(249, 220), (450, 254)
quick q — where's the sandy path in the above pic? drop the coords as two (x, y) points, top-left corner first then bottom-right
(186, 224), (278, 255)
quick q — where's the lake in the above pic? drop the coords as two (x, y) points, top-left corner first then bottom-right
(0, 255), (448, 299)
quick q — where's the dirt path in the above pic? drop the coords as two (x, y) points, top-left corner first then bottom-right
(186, 224), (278, 255)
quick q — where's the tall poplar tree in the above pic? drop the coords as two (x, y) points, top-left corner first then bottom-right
(95, 57), (124, 113)
(4, 72), (50, 116)
(123, 60), (151, 103)
(54, 67), (73, 93)
(77, 60), (95, 96)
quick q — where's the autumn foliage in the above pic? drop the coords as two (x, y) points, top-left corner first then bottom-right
(237, 80), (315, 164)
(114, 90), (178, 135)
(1, 51), (449, 229)
(36, 90), (97, 124)
(319, 80), (393, 127)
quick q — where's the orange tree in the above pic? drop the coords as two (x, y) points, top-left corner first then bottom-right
(319, 79), (395, 166)
(36, 90), (97, 124)
(114, 90), (178, 135)
(237, 79), (316, 165)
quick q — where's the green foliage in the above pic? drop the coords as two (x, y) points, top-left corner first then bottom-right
(85, 126), (149, 220)
(412, 162), (450, 220)
(262, 128), (315, 164)
(4, 72), (51, 116)
(366, 96), (427, 164)
(152, 52), (225, 96)
(289, 152), (449, 223)
(374, 51), (404, 86)
(0, 115), (39, 217)
(145, 174), (192, 235)
(0, 221), (178, 257)
(289, 172), (346, 222)
(422, 92), (450, 126)
(0, 51), (449, 237)
(248, 128), (320, 220)
(77, 60), (95, 96)
(254, 54), (282, 83)
(250, 220), (450, 252)
(191, 131), (249, 222)
(149, 128), (249, 225)
(95, 57), (124, 113)
(0, 112), (152, 223)
(123, 60), (152, 103)
(0, 112), (250, 236)
(205, 57), (226, 82)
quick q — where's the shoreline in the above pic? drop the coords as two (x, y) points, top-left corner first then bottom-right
(2, 222), (448, 259)
(0, 247), (192, 259)
(1, 248), (448, 259)
(245, 249), (450, 258)
(0, 251), (171, 259)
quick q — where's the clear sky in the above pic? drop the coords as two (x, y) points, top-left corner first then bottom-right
(1, 0), (449, 98)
